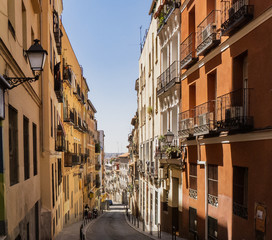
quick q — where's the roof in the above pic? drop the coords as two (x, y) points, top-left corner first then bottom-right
(118, 152), (130, 158)
(87, 99), (97, 113)
(149, 0), (158, 15)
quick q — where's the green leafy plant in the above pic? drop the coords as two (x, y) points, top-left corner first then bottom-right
(164, 146), (181, 158)
(158, 135), (166, 142)
(147, 106), (153, 115)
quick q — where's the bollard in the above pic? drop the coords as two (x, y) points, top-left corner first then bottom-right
(150, 221), (152, 235)
(137, 217), (139, 228)
(157, 223), (161, 239)
(172, 226), (176, 240)
(143, 219), (145, 232)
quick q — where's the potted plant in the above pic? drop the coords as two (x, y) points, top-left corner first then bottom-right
(165, 146), (181, 159)
(147, 106), (153, 115)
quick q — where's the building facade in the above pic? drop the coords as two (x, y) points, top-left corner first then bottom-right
(0, 0), (42, 238)
(179, 0), (272, 239)
(138, 2), (162, 232)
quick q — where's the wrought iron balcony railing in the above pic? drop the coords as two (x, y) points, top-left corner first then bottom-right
(178, 109), (194, 137)
(53, 10), (62, 55)
(233, 202), (248, 219)
(64, 152), (73, 167)
(180, 33), (198, 70)
(196, 10), (221, 56)
(157, 0), (181, 34)
(216, 88), (253, 131)
(193, 101), (215, 136)
(63, 107), (75, 125)
(157, 61), (180, 96)
(55, 125), (66, 152)
(63, 66), (72, 86)
(74, 84), (82, 102)
(54, 63), (63, 103)
(189, 188), (197, 199)
(95, 164), (101, 171)
(221, 0), (254, 36)
(72, 154), (81, 166)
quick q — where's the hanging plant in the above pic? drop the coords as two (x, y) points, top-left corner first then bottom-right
(147, 106), (153, 115)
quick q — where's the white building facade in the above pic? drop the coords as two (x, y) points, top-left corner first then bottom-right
(137, 2), (161, 232)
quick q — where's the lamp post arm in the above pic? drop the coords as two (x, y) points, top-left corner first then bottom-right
(4, 75), (39, 89)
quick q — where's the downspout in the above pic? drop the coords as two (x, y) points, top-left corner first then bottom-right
(196, 136), (208, 240)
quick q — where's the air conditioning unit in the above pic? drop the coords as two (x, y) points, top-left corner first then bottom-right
(198, 113), (207, 126)
(181, 118), (194, 130)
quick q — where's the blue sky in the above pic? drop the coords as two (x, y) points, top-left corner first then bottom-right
(62, 0), (152, 153)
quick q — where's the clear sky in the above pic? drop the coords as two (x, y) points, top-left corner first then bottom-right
(62, 0), (152, 153)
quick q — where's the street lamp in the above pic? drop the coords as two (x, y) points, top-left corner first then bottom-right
(4, 39), (47, 89)
(164, 130), (174, 145)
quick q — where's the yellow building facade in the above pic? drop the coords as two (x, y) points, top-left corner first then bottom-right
(0, 0), (42, 239)
(0, 0), (102, 239)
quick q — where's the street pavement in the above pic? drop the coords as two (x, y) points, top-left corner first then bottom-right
(85, 204), (152, 240)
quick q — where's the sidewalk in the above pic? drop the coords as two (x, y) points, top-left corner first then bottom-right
(125, 213), (187, 240)
(55, 212), (103, 240)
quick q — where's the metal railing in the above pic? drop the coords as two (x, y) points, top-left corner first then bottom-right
(157, 61), (180, 94)
(221, 0), (254, 36)
(63, 107), (75, 124)
(196, 10), (221, 56)
(194, 101), (215, 136)
(178, 109), (194, 137)
(63, 66), (72, 84)
(180, 33), (197, 69)
(157, 0), (181, 34)
(216, 88), (253, 130)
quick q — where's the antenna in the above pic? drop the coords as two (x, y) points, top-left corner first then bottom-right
(140, 26), (142, 53)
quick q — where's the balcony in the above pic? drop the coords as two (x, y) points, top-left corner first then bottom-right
(73, 84), (82, 102)
(216, 88), (253, 131)
(157, 61), (180, 96)
(178, 109), (194, 138)
(55, 125), (65, 152)
(63, 66), (72, 86)
(53, 10), (62, 55)
(180, 33), (198, 70)
(95, 164), (101, 171)
(221, 0), (254, 36)
(150, 161), (158, 177)
(72, 154), (81, 166)
(63, 107), (75, 125)
(64, 152), (73, 167)
(81, 93), (86, 104)
(193, 101), (215, 136)
(54, 63), (63, 103)
(157, 0), (181, 34)
(196, 10), (221, 56)
(83, 121), (88, 133)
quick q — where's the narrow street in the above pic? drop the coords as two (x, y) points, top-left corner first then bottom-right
(85, 205), (152, 240)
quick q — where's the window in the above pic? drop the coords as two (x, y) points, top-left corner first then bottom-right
(189, 163), (197, 199)
(51, 99), (53, 137)
(50, 35), (53, 72)
(57, 158), (62, 186)
(23, 116), (30, 180)
(208, 165), (218, 207)
(33, 123), (37, 176)
(155, 191), (158, 225)
(155, 37), (158, 63)
(208, 216), (218, 240)
(233, 166), (248, 219)
(189, 207), (197, 233)
(8, 0), (15, 38)
(149, 53), (151, 75)
(163, 189), (168, 212)
(9, 105), (19, 186)
(52, 164), (55, 207)
(22, 2), (27, 51)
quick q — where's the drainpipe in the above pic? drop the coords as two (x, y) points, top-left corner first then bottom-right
(196, 136), (208, 240)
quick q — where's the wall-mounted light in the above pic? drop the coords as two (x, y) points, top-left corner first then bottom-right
(4, 39), (47, 89)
